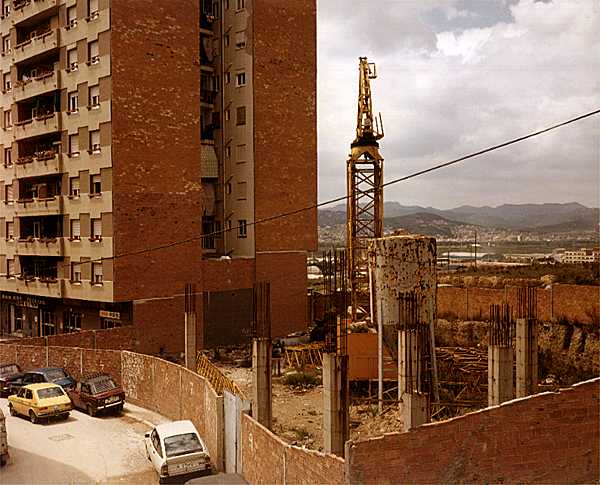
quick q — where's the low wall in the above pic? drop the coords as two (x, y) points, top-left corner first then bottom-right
(4, 327), (142, 352)
(0, 344), (123, 385)
(438, 284), (600, 324)
(241, 413), (345, 485)
(347, 378), (600, 484)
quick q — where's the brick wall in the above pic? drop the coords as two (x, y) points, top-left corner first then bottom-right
(4, 327), (140, 351)
(241, 412), (344, 485)
(438, 285), (600, 324)
(253, 0), (318, 253)
(0, 344), (122, 385)
(347, 378), (600, 484)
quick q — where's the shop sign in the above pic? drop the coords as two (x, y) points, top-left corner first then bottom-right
(99, 310), (121, 320)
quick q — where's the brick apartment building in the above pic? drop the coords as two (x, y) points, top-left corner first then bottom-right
(0, 0), (317, 353)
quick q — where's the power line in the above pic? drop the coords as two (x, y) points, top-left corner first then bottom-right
(16, 108), (599, 272)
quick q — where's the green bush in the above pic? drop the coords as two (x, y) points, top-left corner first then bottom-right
(282, 371), (321, 387)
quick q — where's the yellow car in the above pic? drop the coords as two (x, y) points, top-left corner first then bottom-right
(8, 383), (72, 424)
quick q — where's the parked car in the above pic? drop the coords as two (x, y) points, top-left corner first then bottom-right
(0, 407), (8, 466)
(0, 363), (22, 397)
(8, 383), (72, 424)
(67, 373), (125, 417)
(6, 367), (76, 395)
(145, 420), (212, 484)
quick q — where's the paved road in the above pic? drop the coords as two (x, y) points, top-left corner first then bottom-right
(0, 397), (169, 484)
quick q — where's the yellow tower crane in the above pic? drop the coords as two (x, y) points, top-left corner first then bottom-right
(346, 57), (384, 323)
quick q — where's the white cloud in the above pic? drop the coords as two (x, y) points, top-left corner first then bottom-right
(318, 0), (600, 209)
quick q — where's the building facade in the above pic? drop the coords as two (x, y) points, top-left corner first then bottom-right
(560, 248), (600, 264)
(0, 0), (317, 352)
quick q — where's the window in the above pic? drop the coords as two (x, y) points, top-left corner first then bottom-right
(69, 177), (80, 197)
(89, 85), (100, 108)
(236, 72), (246, 87)
(67, 6), (77, 29)
(224, 34), (230, 47)
(237, 181), (247, 200)
(69, 134), (80, 156)
(4, 147), (11, 166)
(2, 36), (9, 54)
(2, 0), (9, 18)
(101, 318), (121, 329)
(41, 311), (56, 336)
(237, 0), (245, 10)
(71, 262), (82, 282)
(68, 91), (78, 113)
(225, 0), (230, 9)
(224, 72), (230, 84)
(67, 48), (78, 71)
(3, 72), (10, 92)
(236, 144), (247, 162)
(91, 218), (101, 239)
(236, 106), (246, 125)
(4, 183), (13, 202)
(235, 31), (247, 49)
(238, 219), (247, 238)
(91, 174), (101, 194)
(88, 40), (99, 64)
(225, 146), (231, 158)
(6, 221), (14, 240)
(64, 311), (82, 332)
(224, 109), (230, 121)
(225, 182), (232, 195)
(87, 0), (99, 19)
(70, 219), (81, 239)
(92, 262), (103, 284)
(89, 130), (100, 153)
(7, 259), (14, 277)
(4, 110), (12, 129)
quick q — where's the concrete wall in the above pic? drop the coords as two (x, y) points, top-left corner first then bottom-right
(438, 284), (600, 324)
(347, 378), (600, 485)
(241, 412), (345, 485)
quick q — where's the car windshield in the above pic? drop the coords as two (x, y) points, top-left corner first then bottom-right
(0, 364), (19, 376)
(89, 376), (117, 394)
(45, 369), (67, 381)
(164, 433), (204, 458)
(37, 387), (65, 399)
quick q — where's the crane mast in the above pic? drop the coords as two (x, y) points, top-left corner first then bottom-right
(347, 57), (384, 323)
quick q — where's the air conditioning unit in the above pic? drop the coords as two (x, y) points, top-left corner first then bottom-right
(92, 143), (101, 152)
(90, 55), (100, 65)
(68, 19), (77, 29)
(29, 68), (37, 78)
(70, 62), (78, 71)
(89, 11), (100, 21)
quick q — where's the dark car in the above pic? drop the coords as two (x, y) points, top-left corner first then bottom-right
(7, 367), (76, 395)
(0, 364), (22, 397)
(68, 373), (125, 417)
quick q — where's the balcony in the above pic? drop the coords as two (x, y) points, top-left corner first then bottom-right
(11, 0), (60, 26)
(15, 236), (63, 256)
(13, 112), (59, 140)
(15, 151), (62, 178)
(15, 195), (63, 217)
(0, 276), (63, 298)
(12, 29), (58, 64)
(13, 69), (58, 102)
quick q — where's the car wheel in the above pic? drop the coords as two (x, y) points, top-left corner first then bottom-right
(8, 404), (17, 417)
(29, 410), (38, 424)
(61, 412), (69, 420)
(0, 454), (7, 467)
(116, 403), (123, 414)
(87, 405), (96, 417)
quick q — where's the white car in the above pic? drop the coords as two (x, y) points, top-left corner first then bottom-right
(145, 420), (212, 483)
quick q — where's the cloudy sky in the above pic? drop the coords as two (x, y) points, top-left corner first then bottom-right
(317, 0), (600, 209)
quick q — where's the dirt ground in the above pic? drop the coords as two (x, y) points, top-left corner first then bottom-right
(218, 365), (404, 451)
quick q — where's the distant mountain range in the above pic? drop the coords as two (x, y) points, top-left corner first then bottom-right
(319, 202), (599, 233)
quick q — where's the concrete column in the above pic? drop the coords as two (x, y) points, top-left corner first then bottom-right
(397, 330), (418, 402)
(488, 345), (514, 406)
(252, 338), (272, 429)
(516, 318), (538, 397)
(323, 352), (349, 456)
(184, 312), (197, 371)
(403, 392), (428, 430)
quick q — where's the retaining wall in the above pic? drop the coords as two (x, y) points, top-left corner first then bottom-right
(346, 378), (600, 484)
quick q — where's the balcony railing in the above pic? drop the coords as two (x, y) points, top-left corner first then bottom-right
(15, 194), (63, 216)
(11, 0), (60, 26)
(13, 112), (59, 140)
(12, 29), (58, 64)
(13, 69), (58, 102)
(15, 236), (63, 257)
(0, 276), (63, 298)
